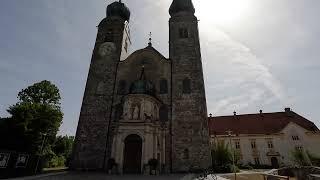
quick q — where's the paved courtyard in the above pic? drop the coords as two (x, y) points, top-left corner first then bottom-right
(12, 172), (190, 180)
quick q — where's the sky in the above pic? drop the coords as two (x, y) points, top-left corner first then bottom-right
(0, 0), (320, 136)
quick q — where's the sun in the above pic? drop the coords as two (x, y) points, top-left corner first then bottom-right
(195, 0), (252, 26)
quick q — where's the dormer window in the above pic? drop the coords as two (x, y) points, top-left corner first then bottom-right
(292, 136), (300, 141)
(179, 28), (189, 39)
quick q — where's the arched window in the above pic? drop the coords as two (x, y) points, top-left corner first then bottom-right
(159, 79), (168, 94)
(117, 80), (127, 95)
(182, 78), (191, 94)
(183, 149), (189, 159)
(104, 29), (114, 42)
(159, 105), (169, 122)
(179, 28), (189, 39)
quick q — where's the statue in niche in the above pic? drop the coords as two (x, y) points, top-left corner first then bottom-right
(132, 105), (140, 120)
(124, 100), (131, 120)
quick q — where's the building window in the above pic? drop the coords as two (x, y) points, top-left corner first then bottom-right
(267, 141), (274, 149)
(183, 149), (189, 159)
(117, 80), (126, 95)
(251, 140), (256, 149)
(292, 136), (300, 141)
(254, 157), (260, 165)
(179, 28), (189, 39)
(159, 79), (168, 94)
(105, 29), (114, 42)
(235, 141), (241, 149)
(182, 78), (191, 94)
(295, 146), (303, 151)
(159, 105), (169, 122)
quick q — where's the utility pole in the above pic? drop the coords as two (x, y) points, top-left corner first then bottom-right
(34, 133), (47, 174)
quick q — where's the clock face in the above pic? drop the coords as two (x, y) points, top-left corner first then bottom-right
(99, 42), (116, 57)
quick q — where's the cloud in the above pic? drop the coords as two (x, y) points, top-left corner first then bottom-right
(200, 27), (289, 115)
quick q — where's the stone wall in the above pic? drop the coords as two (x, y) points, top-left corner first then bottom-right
(170, 13), (211, 172)
(71, 16), (126, 170)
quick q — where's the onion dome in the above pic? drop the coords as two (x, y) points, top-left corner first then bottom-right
(169, 0), (195, 16)
(130, 66), (155, 96)
(107, 0), (130, 21)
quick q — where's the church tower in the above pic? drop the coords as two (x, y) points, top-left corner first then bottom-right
(71, 1), (131, 170)
(169, 0), (212, 171)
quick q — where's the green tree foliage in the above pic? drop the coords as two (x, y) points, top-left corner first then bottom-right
(291, 149), (312, 166)
(17, 80), (61, 106)
(307, 151), (320, 166)
(211, 142), (239, 173)
(0, 80), (63, 156)
(212, 142), (232, 167)
(51, 135), (74, 167)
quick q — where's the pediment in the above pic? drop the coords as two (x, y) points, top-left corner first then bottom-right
(120, 46), (170, 65)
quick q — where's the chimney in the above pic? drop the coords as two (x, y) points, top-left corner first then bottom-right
(209, 113), (213, 118)
(233, 111), (237, 116)
(260, 110), (263, 114)
(285, 108), (291, 112)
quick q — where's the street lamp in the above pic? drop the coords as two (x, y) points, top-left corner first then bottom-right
(226, 130), (236, 180)
(34, 132), (47, 174)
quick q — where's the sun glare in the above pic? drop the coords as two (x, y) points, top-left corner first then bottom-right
(195, 0), (252, 26)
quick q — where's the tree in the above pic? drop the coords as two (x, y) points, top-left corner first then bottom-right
(307, 151), (320, 166)
(17, 80), (61, 106)
(211, 142), (236, 173)
(291, 149), (312, 166)
(51, 135), (74, 167)
(212, 142), (232, 167)
(0, 80), (63, 156)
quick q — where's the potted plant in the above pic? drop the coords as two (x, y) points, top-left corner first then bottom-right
(107, 158), (116, 174)
(148, 158), (159, 175)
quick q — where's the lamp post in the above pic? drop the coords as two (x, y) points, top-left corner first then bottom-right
(34, 133), (47, 175)
(226, 130), (236, 180)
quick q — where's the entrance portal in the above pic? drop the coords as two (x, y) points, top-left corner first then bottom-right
(123, 134), (142, 174)
(271, 157), (279, 168)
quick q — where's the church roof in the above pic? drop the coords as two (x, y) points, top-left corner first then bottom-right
(144, 46), (168, 61)
(209, 109), (319, 135)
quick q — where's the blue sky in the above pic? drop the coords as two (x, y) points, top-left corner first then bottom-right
(1, 0), (320, 135)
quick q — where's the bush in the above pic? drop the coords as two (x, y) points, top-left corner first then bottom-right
(307, 151), (320, 166)
(48, 155), (65, 168)
(238, 163), (254, 170)
(212, 164), (239, 173)
(211, 142), (232, 167)
(291, 149), (311, 166)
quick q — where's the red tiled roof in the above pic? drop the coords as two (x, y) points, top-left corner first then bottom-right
(208, 111), (319, 135)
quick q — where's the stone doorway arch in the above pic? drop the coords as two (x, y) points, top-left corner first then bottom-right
(271, 157), (279, 168)
(123, 134), (142, 174)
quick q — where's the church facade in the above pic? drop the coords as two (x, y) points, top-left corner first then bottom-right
(71, 0), (212, 174)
